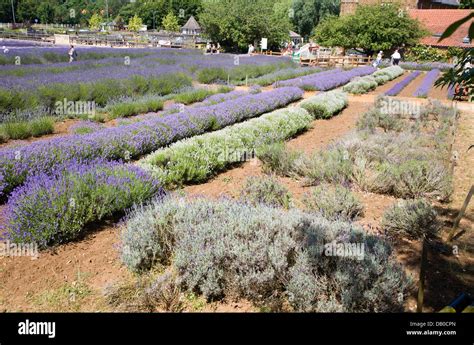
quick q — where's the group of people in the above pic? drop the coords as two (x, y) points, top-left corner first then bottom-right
(372, 48), (403, 68)
(205, 42), (221, 54)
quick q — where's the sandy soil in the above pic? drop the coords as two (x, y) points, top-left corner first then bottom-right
(398, 71), (426, 98)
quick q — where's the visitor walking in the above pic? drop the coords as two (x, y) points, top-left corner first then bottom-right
(248, 43), (255, 55)
(68, 45), (77, 63)
(391, 49), (401, 66)
(373, 51), (383, 68)
(206, 42), (211, 54)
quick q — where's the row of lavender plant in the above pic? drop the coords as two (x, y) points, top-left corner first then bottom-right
(0, 87), (303, 196)
(275, 66), (376, 91)
(413, 69), (441, 98)
(384, 71), (422, 96)
(0, 160), (163, 247)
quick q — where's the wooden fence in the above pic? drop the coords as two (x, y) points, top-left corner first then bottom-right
(0, 30), (54, 43)
(300, 55), (372, 67)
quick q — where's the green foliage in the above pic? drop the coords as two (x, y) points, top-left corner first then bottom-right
(162, 12), (180, 32)
(435, 48), (473, 100)
(0, 73), (191, 115)
(239, 176), (292, 208)
(89, 13), (103, 31)
(173, 88), (221, 105)
(303, 183), (363, 221)
(381, 199), (440, 240)
(313, 5), (427, 55)
(128, 14), (143, 32)
(30, 116), (55, 137)
(1, 121), (31, 140)
(199, 0), (291, 51)
(196, 67), (227, 84)
(290, 0), (340, 38)
(108, 97), (164, 119)
(405, 45), (448, 63)
(196, 63), (291, 84)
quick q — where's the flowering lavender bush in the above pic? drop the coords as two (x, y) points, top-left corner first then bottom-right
(399, 61), (453, 71)
(1, 161), (162, 247)
(0, 87), (303, 196)
(199, 90), (248, 105)
(413, 69), (441, 98)
(385, 71), (421, 96)
(248, 67), (320, 86)
(299, 90), (348, 119)
(139, 107), (312, 186)
(276, 66), (376, 91)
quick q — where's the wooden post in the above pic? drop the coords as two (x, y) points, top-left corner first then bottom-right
(447, 185), (474, 242)
(417, 238), (429, 313)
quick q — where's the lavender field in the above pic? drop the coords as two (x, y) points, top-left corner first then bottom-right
(0, 37), (467, 319)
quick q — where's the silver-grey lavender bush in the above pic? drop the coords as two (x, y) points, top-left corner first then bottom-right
(121, 196), (411, 312)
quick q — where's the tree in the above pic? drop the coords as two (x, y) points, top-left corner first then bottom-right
(128, 14), (143, 32)
(290, 0), (339, 39)
(200, 0), (291, 52)
(313, 4), (427, 55)
(169, 0), (203, 26)
(17, 0), (37, 23)
(89, 13), (103, 31)
(162, 11), (180, 32)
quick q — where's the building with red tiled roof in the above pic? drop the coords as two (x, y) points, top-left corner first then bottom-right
(409, 9), (473, 48)
(340, 0), (460, 16)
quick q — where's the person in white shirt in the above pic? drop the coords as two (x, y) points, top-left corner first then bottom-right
(68, 45), (77, 63)
(373, 50), (383, 67)
(391, 49), (401, 66)
(248, 44), (255, 55)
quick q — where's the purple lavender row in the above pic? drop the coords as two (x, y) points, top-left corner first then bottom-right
(200, 90), (248, 105)
(400, 61), (453, 71)
(1, 160), (163, 247)
(275, 66), (376, 91)
(413, 69), (441, 98)
(384, 71), (421, 96)
(0, 87), (303, 196)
